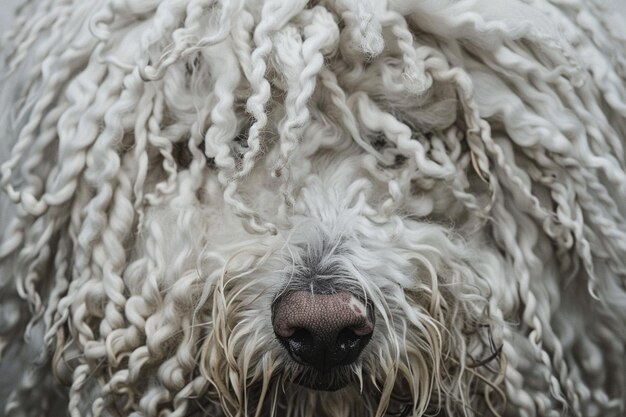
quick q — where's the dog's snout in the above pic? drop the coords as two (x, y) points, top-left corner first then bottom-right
(272, 291), (374, 370)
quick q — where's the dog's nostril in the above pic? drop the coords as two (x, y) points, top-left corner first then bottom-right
(281, 328), (316, 365)
(290, 327), (314, 346)
(336, 327), (362, 351)
(272, 291), (375, 370)
(287, 327), (315, 357)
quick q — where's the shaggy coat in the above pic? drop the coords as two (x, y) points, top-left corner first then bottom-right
(0, 0), (625, 416)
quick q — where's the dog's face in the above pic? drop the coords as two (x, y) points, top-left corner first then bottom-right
(1, 1), (626, 417)
(114, 151), (507, 416)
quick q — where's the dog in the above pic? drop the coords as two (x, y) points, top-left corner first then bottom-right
(0, 0), (625, 416)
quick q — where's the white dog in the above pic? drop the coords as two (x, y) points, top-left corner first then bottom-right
(0, 0), (625, 416)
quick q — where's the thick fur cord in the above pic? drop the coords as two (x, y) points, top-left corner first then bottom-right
(0, 0), (625, 416)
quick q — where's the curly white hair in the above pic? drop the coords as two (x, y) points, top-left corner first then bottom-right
(0, 0), (625, 416)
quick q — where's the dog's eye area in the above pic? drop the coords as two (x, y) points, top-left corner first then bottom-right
(172, 141), (193, 169)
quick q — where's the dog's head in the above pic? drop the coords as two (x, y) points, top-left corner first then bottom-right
(1, 1), (626, 417)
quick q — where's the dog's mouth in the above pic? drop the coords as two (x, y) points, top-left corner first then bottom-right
(289, 367), (353, 391)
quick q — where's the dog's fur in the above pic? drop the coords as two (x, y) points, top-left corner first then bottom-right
(1, 0), (626, 416)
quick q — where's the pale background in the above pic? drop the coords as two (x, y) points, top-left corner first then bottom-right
(1, 0), (626, 34)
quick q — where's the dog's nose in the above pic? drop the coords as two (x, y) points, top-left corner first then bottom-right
(272, 291), (374, 369)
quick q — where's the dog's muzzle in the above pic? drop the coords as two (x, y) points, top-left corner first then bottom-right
(272, 291), (374, 376)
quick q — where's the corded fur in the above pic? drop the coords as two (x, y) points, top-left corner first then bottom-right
(0, 0), (625, 416)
